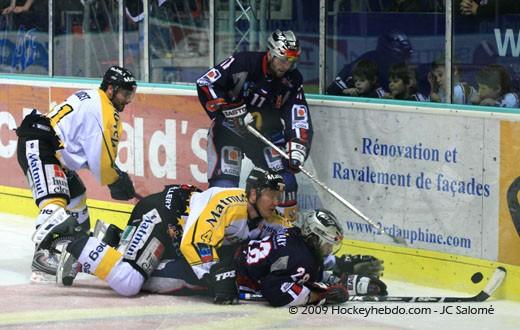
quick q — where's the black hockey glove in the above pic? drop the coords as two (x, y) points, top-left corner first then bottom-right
(108, 171), (136, 200)
(221, 102), (254, 136)
(306, 282), (349, 305)
(334, 254), (384, 277)
(344, 274), (388, 296)
(286, 139), (307, 172)
(206, 263), (239, 305)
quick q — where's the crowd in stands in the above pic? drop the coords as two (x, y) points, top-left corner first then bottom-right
(327, 31), (519, 108)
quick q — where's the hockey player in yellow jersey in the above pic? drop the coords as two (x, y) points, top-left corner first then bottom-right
(179, 167), (290, 303)
(34, 167), (289, 303)
(16, 66), (137, 282)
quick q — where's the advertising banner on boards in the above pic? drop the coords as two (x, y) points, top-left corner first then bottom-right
(298, 105), (501, 261)
(1, 81), (519, 265)
(0, 84), (210, 203)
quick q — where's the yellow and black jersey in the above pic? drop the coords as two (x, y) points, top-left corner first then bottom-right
(248, 211), (293, 240)
(180, 187), (249, 279)
(180, 187), (294, 279)
(47, 89), (121, 185)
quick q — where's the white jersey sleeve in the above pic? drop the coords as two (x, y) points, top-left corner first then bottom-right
(499, 93), (519, 108)
(48, 89), (120, 185)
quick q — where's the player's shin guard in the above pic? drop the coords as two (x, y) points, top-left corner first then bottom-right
(67, 193), (90, 232)
(71, 237), (144, 296)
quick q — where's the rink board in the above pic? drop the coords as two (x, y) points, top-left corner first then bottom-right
(296, 100), (520, 266)
(1, 77), (520, 301)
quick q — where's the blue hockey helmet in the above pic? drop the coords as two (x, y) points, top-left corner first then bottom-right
(376, 31), (413, 59)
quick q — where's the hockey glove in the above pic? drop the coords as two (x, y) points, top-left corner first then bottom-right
(334, 254), (384, 277)
(286, 139), (307, 171)
(306, 282), (349, 305)
(207, 263), (239, 305)
(108, 171), (136, 200)
(344, 274), (388, 296)
(221, 102), (254, 136)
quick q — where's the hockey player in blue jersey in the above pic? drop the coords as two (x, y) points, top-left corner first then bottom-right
(196, 29), (313, 222)
(236, 209), (387, 306)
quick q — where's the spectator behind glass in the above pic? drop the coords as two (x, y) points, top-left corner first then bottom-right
(459, 0), (520, 17)
(407, 65), (428, 101)
(327, 30), (413, 96)
(385, 0), (443, 12)
(428, 57), (477, 104)
(336, 59), (386, 98)
(1, 0), (47, 32)
(471, 64), (519, 108)
(1, 0), (32, 15)
(386, 63), (427, 101)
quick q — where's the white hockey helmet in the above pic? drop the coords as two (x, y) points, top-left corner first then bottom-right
(267, 29), (301, 66)
(299, 209), (344, 249)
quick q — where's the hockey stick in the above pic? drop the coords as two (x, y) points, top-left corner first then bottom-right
(239, 266), (507, 303)
(246, 125), (406, 245)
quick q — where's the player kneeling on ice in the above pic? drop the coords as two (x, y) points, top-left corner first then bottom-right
(32, 167), (288, 302)
(16, 66), (137, 282)
(236, 209), (387, 306)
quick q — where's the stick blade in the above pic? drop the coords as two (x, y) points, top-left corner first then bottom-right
(482, 266), (507, 298)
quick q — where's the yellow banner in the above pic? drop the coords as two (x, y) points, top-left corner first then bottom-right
(499, 121), (520, 265)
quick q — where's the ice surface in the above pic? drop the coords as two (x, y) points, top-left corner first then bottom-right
(0, 212), (518, 329)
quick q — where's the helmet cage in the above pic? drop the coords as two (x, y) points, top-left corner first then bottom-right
(300, 209), (344, 248)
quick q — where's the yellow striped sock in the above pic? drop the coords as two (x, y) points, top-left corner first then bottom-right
(94, 247), (123, 280)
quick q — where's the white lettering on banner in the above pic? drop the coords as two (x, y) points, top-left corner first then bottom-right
(494, 28), (520, 57)
(118, 119), (144, 176)
(0, 111), (16, 158)
(117, 117), (208, 183)
(149, 119), (176, 179)
(191, 128), (208, 183)
(2, 111), (207, 184)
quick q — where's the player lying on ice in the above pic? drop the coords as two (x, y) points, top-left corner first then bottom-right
(33, 168), (386, 306)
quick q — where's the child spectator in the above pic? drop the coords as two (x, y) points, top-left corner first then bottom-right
(471, 64), (519, 108)
(428, 58), (476, 104)
(340, 59), (385, 98)
(386, 63), (427, 101)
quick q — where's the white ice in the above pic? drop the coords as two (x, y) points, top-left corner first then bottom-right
(0, 212), (519, 330)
